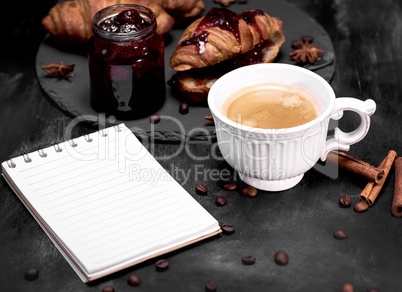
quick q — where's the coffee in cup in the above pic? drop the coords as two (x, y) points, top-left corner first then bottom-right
(223, 83), (323, 129)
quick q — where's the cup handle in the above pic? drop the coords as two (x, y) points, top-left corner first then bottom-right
(321, 98), (376, 161)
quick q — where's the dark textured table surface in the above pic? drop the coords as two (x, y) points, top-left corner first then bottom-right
(1, 0), (401, 291)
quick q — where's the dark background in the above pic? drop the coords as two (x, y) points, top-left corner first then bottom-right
(1, 0), (401, 291)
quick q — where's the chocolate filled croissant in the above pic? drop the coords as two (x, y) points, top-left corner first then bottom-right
(42, 0), (204, 45)
(168, 8), (285, 102)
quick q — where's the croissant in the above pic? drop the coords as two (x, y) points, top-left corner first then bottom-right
(42, 0), (201, 45)
(155, 0), (205, 19)
(168, 8), (285, 102)
(169, 8), (284, 71)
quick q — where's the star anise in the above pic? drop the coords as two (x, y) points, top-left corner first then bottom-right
(289, 41), (324, 64)
(41, 61), (75, 78)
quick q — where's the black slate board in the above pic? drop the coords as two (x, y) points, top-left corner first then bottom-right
(35, 0), (335, 141)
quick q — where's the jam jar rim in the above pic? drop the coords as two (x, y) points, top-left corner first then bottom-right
(92, 4), (157, 41)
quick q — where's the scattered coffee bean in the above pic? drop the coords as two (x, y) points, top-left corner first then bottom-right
(150, 114), (160, 124)
(221, 223), (235, 234)
(342, 283), (353, 292)
(338, 194), (351, 207)
(242, 255), (256, 265)
(274, 251), (288, 265)
(354, 201), (369, 212)
(204, 115), (214, 123)
(127, 274), (141, 286)
(214, 0), (235, 7)
(102, 286), (115, 292)
(334, 229), (347, 239)
(195, 184), (208, 195)
(179, 102), (189, 114)
(224, 182), (237, 191)
(24, 267), (39, 281)
(205, 281), (217, 291)
(216, 196), (226, 206)
(155, 259), (169, 270)
(301, 35), (314, 43)
(242, 186), (257, 197)
(367, 288), (379, 292)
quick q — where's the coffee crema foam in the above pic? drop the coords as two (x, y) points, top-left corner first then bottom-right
(223, 83), (323, 129)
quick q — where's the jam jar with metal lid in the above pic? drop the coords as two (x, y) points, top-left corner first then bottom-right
(88, 4), (165, 120)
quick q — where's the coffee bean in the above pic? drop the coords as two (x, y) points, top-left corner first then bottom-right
(204, 115), (215, 123)
(242, 186), (257, 197)
(205, 281), (217, 291)
(342, 283), (353, 292)
(127, 274), (141, 286)
(367, 288), (379, 292)
(155, 259), (169, 270)
(223, 182), (237, 191)
(214, 0), (235, 6)
(216, 196), (226, 206)
(274, 251), (288, 265)
(102, 286), (115, 292)
(150, 114), (160, 124)
(242, 255), (256, 265)
(354, 201), (369, 212)
(338, 194), (351, 207)
(334, 229), (347, 239)
(179, 102), (189, 114)
(221, 223), (235, 234)
(195, 184), (208, 195)
(24, 267), (39, 281)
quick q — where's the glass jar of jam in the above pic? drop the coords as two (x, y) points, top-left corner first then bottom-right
(88, 4), (165, 120)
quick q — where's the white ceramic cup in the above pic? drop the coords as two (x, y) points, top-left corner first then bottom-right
(208, 63), (376, 191)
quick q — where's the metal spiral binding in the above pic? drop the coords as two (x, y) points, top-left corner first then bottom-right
(100, 128), (108, 137)
(68, 139), (78, 147)
(23, 154), (32, 163)
(114, 125), (122, 132)
(6, 159), (16, 168)
(84, 134), (93, 142)
(53, 144), (63, 153)
(5, 126), (124, 169)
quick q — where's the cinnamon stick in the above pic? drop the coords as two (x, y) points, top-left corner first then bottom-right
(326, 151), (384, 183)
(363, 150), (397, 206)
(392, 157), (402, 217)
(359, 181), (374, 203)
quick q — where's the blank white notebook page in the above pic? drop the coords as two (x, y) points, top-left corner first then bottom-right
(2, 124), (219, 279)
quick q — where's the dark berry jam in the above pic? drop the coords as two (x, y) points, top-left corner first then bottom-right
(88, 4), (165, 120)
(181, 8), (266, 54)
(241, 10), (265, 43)
(182, 8), (240, 53)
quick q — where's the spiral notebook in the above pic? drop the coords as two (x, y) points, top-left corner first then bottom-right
(2, 124), (221, 282)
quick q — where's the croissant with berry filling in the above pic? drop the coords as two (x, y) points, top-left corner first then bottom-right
(168, 8), (285, 102)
